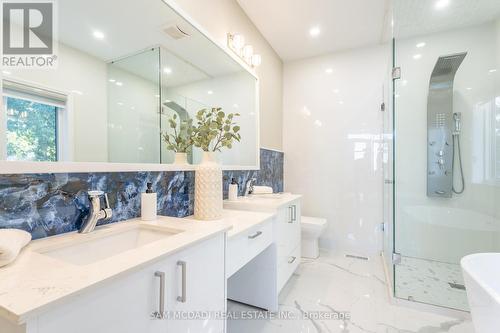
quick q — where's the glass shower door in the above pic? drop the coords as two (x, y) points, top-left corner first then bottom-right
(392, 0), (500, 311)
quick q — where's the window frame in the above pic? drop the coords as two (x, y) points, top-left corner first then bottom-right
(1, 78), (72, 162)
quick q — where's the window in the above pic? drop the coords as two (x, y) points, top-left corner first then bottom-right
(2, 80), (67, 162)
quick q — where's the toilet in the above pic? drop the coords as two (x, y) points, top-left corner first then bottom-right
(301, 216), (327, 259)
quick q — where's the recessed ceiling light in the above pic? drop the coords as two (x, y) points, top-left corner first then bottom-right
(413, 54), (422, 60)
(93, 30), (105, 40)
(309, 26), (321, 38)
(115, 81), (123, 86)
(207, 90), (213, 95)
(325, 68), (333, 74)
(435, 0), (450, 10)
(163, 67), (172, 74)
(416, 42), (426, 48)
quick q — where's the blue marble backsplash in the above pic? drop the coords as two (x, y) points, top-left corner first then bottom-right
(0, 148), (283, 239)
(0, 172), (194, 239)
(223, 148), (284, 198)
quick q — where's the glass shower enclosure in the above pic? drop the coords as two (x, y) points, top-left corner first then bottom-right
(387, 0), (500, 311)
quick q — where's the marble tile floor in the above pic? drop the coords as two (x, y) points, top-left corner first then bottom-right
(395, 256), (469, 312)
(227, 251), (474, 333)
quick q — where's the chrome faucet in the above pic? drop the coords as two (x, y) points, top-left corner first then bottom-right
(79, 190), (113, 233)
(244, 178), (257, 196)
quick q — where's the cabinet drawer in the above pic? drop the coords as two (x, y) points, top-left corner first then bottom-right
(227, 220), (273, 277)
(277, 244), (301, 293)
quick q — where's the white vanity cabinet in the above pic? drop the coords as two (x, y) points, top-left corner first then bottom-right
(276, 199), (301, 292)
(223, 195), (302, 303)
(20, 233), (226, 333)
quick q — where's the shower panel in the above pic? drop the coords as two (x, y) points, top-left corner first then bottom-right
(426, 52), (467, 198)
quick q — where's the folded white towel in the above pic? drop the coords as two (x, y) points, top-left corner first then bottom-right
(252, 186), (273, 194)
(0, 229), (32, 268)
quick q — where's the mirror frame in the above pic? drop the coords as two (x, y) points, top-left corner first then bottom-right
(0, 0), (260, 174)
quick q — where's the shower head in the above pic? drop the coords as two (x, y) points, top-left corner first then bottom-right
(430, 52), (467, 83)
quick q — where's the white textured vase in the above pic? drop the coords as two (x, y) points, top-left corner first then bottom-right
(174, 152), (189, 165)
(194, 152), (222, 220)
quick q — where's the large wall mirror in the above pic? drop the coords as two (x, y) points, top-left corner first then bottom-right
(0, 0), (259, 172)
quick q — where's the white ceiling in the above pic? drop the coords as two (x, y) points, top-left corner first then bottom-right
(237, 0), (391, 62)
(394, 0), (500, 39)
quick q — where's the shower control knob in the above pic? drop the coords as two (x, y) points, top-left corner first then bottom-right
(437, 158), (445, 170)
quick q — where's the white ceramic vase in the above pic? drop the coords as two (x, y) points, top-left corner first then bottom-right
(194, 152), (222, 220)
(174, 152), (189, 165)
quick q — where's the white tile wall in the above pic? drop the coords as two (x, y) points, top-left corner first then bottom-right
(283, 45), (390, 257)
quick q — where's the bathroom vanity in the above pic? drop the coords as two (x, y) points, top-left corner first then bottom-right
(224, 194), (302, 310)
(0, 218), (229, 333)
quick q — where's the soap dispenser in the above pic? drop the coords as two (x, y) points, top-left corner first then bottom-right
(228, 178), (238, 201)
(141, 182), (157, 221)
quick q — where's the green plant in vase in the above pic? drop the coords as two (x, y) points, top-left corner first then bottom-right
(192, 107), (241, 153)
(162, 113), (193, 164)
(192, 107), (241, 220)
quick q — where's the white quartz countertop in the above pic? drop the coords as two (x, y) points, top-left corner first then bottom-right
(0, 216), (230, 325)
(223, 193), (302, 211)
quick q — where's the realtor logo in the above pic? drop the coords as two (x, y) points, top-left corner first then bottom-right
(2, 0), (57, 68)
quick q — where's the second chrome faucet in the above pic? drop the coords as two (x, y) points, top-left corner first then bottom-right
(79, 190), (113, 233)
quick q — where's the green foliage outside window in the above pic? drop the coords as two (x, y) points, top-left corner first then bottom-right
(5, 97), (57, 161)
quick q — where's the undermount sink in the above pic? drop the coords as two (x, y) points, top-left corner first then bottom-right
(461, 253), (500, 333)
(37, 224), (182, 266)
(244, 193), (290, 200)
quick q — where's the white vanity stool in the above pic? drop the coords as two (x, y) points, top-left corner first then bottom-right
(301, 216), (327, 259)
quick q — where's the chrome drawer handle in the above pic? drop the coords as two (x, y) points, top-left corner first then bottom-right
(154, 271), (165, 317)
(288, 256), (297, 264)
(177, 261), (187, 303)
(248, 231), (263, 239)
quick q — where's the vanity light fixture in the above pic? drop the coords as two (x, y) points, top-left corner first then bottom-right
(227, 33), (262, 68)
(251, 54), (262, 67)
(242, 45), (254, 61)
